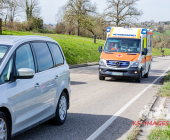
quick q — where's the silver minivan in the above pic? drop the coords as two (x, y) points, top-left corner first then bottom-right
(0, 35), (71, 140)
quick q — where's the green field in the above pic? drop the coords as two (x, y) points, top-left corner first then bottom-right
(153, 30), (170, 36)
(1, 30), (170, 64)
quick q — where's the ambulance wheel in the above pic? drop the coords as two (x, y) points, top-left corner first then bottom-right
(135, 70), (142, 83)
(99, 75), (105, 80)
(144, 66), (150, 78)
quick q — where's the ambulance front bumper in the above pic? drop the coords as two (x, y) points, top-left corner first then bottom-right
(99, 66), (140, 79)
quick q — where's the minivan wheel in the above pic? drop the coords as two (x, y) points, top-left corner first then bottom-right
(49, 92), (68, 125)
(0, 112), (9, 140)
(135, 70), (142, 83)
(99, 75), (105, 80)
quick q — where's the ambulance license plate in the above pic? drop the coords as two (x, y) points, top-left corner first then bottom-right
(111, 72), (123, 76)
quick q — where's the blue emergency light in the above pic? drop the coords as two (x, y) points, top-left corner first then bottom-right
(108, 61), (114, 65)
(122, 62), (128, 66)
(107, 27), (111, 32)
(141, 29), (147, 34)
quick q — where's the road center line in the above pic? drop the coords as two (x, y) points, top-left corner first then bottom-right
(86, 66), (170, 140)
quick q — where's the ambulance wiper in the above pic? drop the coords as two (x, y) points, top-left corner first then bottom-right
(104, 51), (114, 54)
(127, 53), (138, 55)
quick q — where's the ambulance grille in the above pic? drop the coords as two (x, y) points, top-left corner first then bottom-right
(107, 60), (130, 68)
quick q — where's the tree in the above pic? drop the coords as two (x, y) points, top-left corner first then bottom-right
(105, 0), (142, 26)
(55, 6), (65, 24)
(0, 0), (8, 16)
(64, 0), (96, 36)
(0, 0), (7, 9)
(6, 0), (20, 22)
(157, 26), (164, 33)
(20, 0), (41, 21)
(83, 14), (108, 43)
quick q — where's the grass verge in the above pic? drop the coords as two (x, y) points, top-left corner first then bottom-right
(147, 125), (170, 140)
(152, 48), (170, 56)
(1, 30), (104, 65)
(127, 127), (141, 140)
(159, 71), (170, 97)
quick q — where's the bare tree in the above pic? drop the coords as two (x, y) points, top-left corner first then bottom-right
(0, 0), (8, 16)
(105, 0), (142, 26)
(20, 0), (41, 21)
(64, 0), (96, 36)
(157, 26), (164, 33)
(6, 0), (20, 22)
(55, 6), (65, 24)
(0, 0), (7, 9)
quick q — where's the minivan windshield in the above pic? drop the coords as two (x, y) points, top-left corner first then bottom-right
(104, 38), (141, 53)
(0, 44), (11, 63)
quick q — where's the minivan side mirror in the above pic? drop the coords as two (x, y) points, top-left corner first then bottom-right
(14, 68), (35, 79)
(98, 46), (103, 53)
(142, 48), (148, 55)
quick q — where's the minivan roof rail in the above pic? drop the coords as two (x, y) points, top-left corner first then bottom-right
(13, 35), (54, 43)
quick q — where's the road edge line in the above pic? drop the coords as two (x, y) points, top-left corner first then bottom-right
(86, 67), (170, 140)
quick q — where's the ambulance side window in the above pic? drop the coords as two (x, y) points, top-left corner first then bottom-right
(142, 40), (144, 52)
(150, 36), (152, 47)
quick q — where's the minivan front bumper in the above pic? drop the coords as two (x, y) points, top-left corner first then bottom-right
(99, 66), (140, 79)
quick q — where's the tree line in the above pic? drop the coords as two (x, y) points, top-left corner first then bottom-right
(0, 0), (142, 41)
(56, 0), (142, 42)
(0, 0), (43, 31)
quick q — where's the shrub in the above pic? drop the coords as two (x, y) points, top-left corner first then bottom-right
(55, 23), (66, 34)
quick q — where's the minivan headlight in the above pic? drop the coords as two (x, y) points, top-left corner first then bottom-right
(99, 59), (106, 66)
(130, 61), (139, 67)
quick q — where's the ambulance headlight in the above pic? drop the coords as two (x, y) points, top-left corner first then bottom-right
(99, 59), (106, 66)
(130, 61), (139, 67)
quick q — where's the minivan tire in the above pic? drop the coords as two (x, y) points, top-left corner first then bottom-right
(99, 75), (105, 80)
(135, 69), (142, 83)
(0, 111), (10, 140)
(49, 91), (68, 125)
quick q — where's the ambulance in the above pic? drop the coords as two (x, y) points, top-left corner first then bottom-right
(98, 27), (153, 82)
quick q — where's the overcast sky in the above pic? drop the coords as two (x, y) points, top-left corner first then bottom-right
(40, 0), (170, 24)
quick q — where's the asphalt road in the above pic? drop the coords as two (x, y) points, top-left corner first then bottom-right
(11, 56), (170, 140)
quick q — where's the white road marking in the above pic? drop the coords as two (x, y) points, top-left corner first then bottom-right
(87, 66), (170, 140)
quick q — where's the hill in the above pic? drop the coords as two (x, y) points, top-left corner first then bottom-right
(2, 30), (104, 65)
(1, 30), (170, 65)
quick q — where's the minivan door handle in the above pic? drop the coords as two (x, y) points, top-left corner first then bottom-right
(55, 76), (59, 79)
(35, 83), (40, 88)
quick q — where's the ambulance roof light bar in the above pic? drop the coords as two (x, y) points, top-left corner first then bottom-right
(141, 29), (147, 34)
(107, 27), (111, 33)
(123, 26), (131, 29)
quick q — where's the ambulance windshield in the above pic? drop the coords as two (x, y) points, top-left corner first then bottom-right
(104, 38), (141, 53)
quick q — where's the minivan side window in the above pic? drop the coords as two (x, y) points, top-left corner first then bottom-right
(0, 58), (13, 84)
(32, 42), (53, 72)
(48, 43), (64, 67)
(15, 43), (35, 76)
